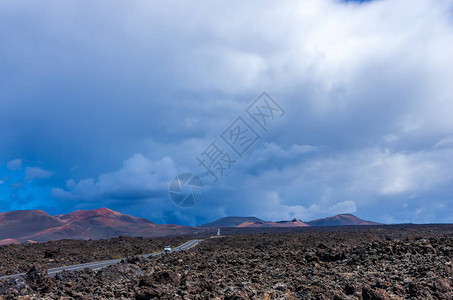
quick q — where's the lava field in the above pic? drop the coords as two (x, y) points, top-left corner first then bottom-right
(1, 225), (453, 299)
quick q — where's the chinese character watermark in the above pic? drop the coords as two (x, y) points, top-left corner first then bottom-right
(246, 92), (285, 131)
(221, 117), (260, 157)
(196, 141), (237, 182)
(169, 92), (285, 208)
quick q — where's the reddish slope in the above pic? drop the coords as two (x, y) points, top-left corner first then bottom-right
(0, 208), (205, 243)
(27, 208), (197, 242)
(0, 239), (20, 245)
(237, 218), (309, 228)
(307, 214), (380, 226)
(56, 207), (154, 225)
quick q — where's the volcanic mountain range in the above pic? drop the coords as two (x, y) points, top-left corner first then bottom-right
(0, 208), (380, 245)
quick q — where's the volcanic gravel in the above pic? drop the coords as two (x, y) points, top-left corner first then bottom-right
(2, 225), (453, 299)
(0, 236), (189, 276)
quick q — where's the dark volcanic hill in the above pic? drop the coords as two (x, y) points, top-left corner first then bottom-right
(307, 213), (381, 226)
(201, 214), (381, 228)
(0, 209), (382, 245)
(237, 218), (309, 228)
(0, 210), (65, 240)
(199, 216), (264, 227)
(56, 207), (154, 225)
(23, 208), (159, 242)
(0, 208), (204, 244)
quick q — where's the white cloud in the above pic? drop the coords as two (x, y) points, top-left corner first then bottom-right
(250, 191), (357, 221)
(251, 191), (318, 221)
(227, 144), (453, 222)
(51, 154), (177, 202)
(25, 167), (53, 180)
(6, 159), (22, 171)
(327, 200), (356, 215)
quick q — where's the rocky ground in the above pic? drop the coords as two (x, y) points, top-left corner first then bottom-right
(0, 236), (189, 276)
(1, 225), (453, 299)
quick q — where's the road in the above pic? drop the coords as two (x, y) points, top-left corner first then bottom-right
(0, 239), (202, 281)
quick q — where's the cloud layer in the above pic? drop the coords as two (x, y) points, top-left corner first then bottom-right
(1, 0), (453, 225)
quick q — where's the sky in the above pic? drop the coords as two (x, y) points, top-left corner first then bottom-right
(1, 0), (453, 226)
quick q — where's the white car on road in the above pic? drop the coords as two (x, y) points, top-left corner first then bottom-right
(164, 246), (172, 253)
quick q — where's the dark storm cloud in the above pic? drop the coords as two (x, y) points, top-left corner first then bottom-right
(1, 0), (453, 225)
